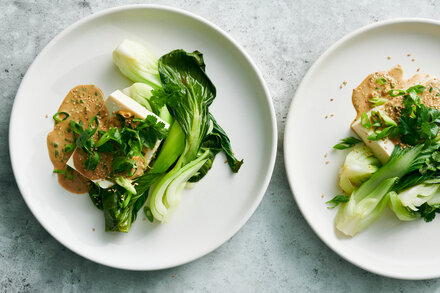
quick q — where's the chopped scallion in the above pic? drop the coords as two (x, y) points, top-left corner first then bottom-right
(388, 89), (405, 97)
(53, 112), (70, 122)
(376, 77), (387, 85)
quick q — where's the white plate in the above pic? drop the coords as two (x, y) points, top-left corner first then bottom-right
(284, 18), (440, 280)
(9, 5), (276, 270)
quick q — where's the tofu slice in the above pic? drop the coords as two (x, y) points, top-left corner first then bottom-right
(351, 116), (395, 164)
(67, 90), (170, 188)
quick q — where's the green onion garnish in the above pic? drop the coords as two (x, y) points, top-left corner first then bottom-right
(388, 89), (405, 97)
(53, 169), (73, 180)
(64, 144), (75, 153)
(53, 112), (70, 122)
(376, 77), (387, 85)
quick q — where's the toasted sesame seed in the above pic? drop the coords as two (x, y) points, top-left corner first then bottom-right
(387, 56), (391, 60)
(411, 59), (415, 62)
(321, 193), (324, 198)
(324, 153), (328, 158)
(325, 161), (329, 165)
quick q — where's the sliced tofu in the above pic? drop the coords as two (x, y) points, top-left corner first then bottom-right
(351, 115), (395, 164)
(67, 90), (170, 188)
(352, 75), (440, 164)
(66, 155), (114, 188)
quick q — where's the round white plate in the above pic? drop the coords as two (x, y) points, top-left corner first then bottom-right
(285, 18), (440, 280)
(9, 5), (276, 270)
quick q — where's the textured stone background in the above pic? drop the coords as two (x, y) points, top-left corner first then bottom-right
(2, 0), (440, 292)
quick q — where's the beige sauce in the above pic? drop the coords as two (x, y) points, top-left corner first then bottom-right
(352, 66), (440, 146)
(352, 66), (406, 121)
(47, 85), (106, 193)
(48, 85), (152, 193)
(352, 65), (438, 121)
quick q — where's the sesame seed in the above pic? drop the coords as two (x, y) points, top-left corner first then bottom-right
(407, 53), (411, 57)
(330, 114), (334, 117)
(330, 98), (334, 101)
(325, 115), (328, 119)
(411, 59), (415, 62)
(343, 81), (347, 85)
(387, 56), (391, 60)
(92, 228), (95, 231)
(321, 193), (324, 198)
(417, 68), (420, 72)
(325, 161), (329, 165)
(324, 153), (328, 158)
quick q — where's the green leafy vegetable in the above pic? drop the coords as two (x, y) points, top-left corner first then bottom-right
(113, 39), (162, 89)
(338, 144), (381, 194)
(88, 173), (160, 232)
(335, 145), (424, 236)
(147, 50), (216, 221)
(147, 49), (242, 222)
(150, 121), (186, 174)
(70, 115), (100, 170)
(201, 113), (243, 173)
(115, 176), (137, 195)
(398, 88), (440, 146)
(388, 191), (417, 221)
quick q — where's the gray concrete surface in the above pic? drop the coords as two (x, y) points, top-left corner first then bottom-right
(2, 0), (440, 292)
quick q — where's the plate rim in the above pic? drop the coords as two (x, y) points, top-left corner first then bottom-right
(284, 17), (440, 280)
(9, 4), (277, 271)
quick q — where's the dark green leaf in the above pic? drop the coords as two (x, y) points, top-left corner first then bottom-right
(407, 85), (426, 94)
(85, 152), (100, 170)
(69, 120), (84, 135)
(158, 49), (216, 164)
(88, 183), (104, 210)
(96, 127), (122, 147)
